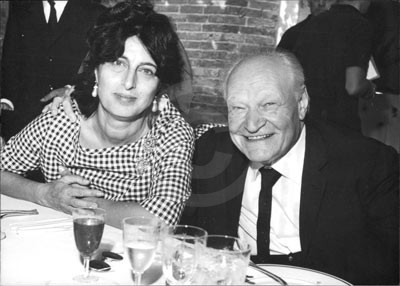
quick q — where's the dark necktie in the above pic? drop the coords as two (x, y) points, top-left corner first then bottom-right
(48, 0), (57, 33)
(256, 167), (281, 260)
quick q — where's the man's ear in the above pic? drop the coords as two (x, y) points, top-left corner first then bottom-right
(298, 87), (309, 121)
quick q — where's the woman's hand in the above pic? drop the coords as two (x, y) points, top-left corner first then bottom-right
(40, 172), (104, 214)
(40, 85), (77, 121)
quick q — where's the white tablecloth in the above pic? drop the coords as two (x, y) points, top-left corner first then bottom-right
(0, 195), (163, 285)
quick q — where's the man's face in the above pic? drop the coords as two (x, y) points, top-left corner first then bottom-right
(226, 58), (308, 166)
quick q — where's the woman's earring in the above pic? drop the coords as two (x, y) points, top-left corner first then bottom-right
(92, 82), (98, 98)
(152, 99), (158, 113)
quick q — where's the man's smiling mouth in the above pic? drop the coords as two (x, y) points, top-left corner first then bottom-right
(246, 134), (273, 140)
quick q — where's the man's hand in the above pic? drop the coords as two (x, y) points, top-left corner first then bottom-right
(41, 170), (104, 214)
(40, 85), (77, 121)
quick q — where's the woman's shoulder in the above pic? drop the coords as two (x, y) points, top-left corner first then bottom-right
(38, 102), (81, 133)
(155, 95), (194, 141)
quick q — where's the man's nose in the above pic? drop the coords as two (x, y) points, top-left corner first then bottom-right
(244, 110), (266, 132)
(123, 69), (136, 90)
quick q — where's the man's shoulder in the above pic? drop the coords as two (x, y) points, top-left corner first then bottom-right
(193, 124), (244, 165)
(307, 119), (398, 161)
(69, 0), (106, 19)
(194, 124), (232, 150)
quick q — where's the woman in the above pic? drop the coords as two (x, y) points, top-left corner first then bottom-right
(0, 2), (194, 228)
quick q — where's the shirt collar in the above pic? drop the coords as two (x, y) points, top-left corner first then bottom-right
(43, 1), (68, 22)
(272, 126), (306, 184)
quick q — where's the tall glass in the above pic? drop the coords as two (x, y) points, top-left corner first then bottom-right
(195, 235), (251, 285)
(123, 216), (164, 286)
(161, 225), (207, 285)
(72, 208), (106, 283)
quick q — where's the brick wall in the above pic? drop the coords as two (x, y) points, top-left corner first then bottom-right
(154, 0), (280, 124)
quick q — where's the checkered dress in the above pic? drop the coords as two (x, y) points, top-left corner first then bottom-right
(1, 96), (194, 225)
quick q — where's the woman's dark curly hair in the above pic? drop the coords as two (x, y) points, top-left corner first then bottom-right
(73, 1), (184, 117)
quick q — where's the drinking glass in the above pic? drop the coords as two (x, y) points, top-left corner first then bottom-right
(195, 235), (251, 285)
(72, 208), (106, 283)
(161, 225), (207, 285)
(122, 216), (164, 286)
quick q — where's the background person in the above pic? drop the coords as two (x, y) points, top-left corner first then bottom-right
(1, 2), (194, 229)
(182, 50), (399, 285)
(277, 0), (335, 51)
(280, 0), (374, 132)
(1, 0), (105, 141)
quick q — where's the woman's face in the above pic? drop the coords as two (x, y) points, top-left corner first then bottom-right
(96, 36), (160, 122)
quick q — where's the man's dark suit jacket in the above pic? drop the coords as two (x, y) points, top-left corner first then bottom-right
(1, 0), (105, 140)
(181, 120), (399, 285)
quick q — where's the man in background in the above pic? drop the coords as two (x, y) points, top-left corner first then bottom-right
(278, 0), (335, 51)
(1, 0), (105, 141)
(279, 0), (374, 132)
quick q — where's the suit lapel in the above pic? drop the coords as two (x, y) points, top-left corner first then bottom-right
(48, 0), (80, 47)
(27, 2), (47, 35)
(299, 123), (328, 256)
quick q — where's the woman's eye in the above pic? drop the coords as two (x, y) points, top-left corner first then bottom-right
(113, 60), (125, 66)
(108, 60), (127, 72)
(139, 67), (156, 76)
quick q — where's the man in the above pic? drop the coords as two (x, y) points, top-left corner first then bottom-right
(181, 50), (399, 285)
(278, 0), (335, 51)
(285, 0), (374, 132)
(1, 0), (105, 140)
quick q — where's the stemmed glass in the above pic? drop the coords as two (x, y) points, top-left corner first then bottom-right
(72, 208), (106, 283)
(122, 216), (164, 286)
(161, 225), (207, 285)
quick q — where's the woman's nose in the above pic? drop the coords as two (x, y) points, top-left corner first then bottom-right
(123, 69), (136, 90)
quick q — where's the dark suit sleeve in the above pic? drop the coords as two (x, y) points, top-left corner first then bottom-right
(345, 19), (373, 71)
(1, 3), (22, 102)
(179, 127), (215, 225)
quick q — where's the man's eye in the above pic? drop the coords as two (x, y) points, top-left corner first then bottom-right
(231, 106), (245, 111)
(262, 102), (276, 108)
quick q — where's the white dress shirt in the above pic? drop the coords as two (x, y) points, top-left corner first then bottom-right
(238, 126), (306, 255)
(42, 1), (68, 23)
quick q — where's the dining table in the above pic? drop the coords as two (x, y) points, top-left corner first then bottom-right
(1, 194), (353, 286)
(0, 194), (163, 285)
